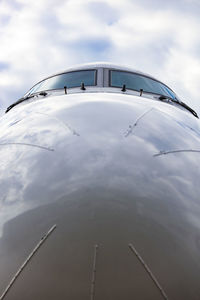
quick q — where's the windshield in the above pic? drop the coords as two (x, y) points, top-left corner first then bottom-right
(27, 69), (97, 95)
(110, 70), (176, 99)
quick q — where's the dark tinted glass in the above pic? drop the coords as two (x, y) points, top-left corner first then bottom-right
(29, 70), (96, 94)
(110, 70), (176, 99)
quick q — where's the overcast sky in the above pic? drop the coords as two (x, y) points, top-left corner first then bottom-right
(0, 0), (200, 114)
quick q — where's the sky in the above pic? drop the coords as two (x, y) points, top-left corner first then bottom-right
(0, 0), (200, 114)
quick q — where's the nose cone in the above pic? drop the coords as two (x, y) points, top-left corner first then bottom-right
(1, 93), (200, 299)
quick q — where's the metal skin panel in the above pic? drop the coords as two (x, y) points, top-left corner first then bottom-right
(0, 91), (200, 300)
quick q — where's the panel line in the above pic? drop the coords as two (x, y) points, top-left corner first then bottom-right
(0, 224), (57, 300)
(90, 244), (98, 300)
(0, 143), (54, 152)
(129, 243), (169, 300)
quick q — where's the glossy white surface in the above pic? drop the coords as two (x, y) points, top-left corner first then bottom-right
(1, 76), (200, 299)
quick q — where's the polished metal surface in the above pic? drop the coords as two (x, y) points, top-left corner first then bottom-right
(1, 83), (200, 299)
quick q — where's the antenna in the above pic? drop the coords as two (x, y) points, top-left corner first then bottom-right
(81, 82), (86, 90)
(121, 84), (126, 92)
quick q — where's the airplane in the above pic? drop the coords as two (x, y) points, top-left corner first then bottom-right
(0, 62), (200, 300)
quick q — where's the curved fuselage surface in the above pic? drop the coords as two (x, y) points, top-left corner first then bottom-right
(1, 64), (200, 300)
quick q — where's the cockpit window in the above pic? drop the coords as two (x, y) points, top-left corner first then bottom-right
(110, 70), (176, 99)
(28, 70), (97, 95)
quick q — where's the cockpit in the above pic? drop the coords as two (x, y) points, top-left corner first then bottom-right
(6, 63), (198, 118)
(25, 65), (177, 100)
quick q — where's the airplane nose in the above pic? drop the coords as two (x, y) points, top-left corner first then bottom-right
(1, 94), (200, 300)
(1, 187), (169, 300)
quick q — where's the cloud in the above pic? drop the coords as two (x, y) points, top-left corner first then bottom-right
(0, 0), (199, 115)
(0, 62), (9, 71)
(87, 1), (119, 25)
(68, 38), (112, 61)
